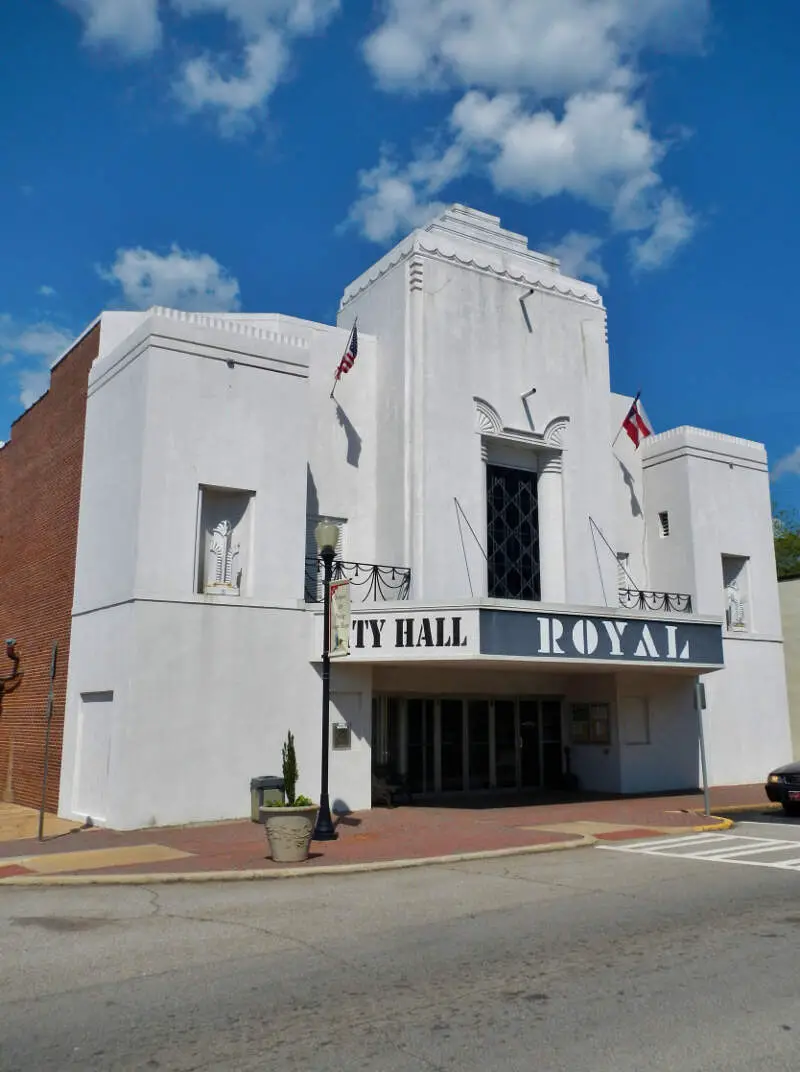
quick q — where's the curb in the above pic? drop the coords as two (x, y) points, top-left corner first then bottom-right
(0, 835), (595, 887)
(690, 816), (735, 832)
(709, 802), (781, 815)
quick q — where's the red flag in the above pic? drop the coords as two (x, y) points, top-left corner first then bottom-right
(622, 394), (652, 448)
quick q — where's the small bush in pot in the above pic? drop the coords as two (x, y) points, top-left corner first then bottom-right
(260, 731), (319, 863)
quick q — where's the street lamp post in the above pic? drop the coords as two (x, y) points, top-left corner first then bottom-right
(313, 519), (340, 841)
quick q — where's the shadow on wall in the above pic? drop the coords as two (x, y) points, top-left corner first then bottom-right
(333, 798), (356, 818)
(335, 403), (362, 468)
(307, 464), (319, 519)
(617, 457), (642, 518)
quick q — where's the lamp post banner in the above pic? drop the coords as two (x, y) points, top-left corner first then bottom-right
(329, 580), (351, 658)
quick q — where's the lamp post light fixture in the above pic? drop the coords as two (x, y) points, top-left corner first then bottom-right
(313, 518), (340, 841)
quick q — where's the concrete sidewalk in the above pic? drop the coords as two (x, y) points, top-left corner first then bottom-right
(0, 785), (772, 885)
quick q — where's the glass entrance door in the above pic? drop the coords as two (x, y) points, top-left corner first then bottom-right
(373, 696), (563, 795)
(519, 700), (541, 788)
(467, 701), (491, 790)
(406, 699), (435, 793)
(541, 700), (564, 789)
(440, 699), (465, 791)
(494, 700), (518, 788)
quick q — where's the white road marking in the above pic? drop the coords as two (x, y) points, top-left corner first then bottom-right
(599, 832), (800, 872)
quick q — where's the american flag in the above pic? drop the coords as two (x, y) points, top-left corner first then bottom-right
(335, 322), (358, 380)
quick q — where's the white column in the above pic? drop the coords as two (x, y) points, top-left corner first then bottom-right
(537, 454), (566, 603)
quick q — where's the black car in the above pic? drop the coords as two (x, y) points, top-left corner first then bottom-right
(765, 761), (800, 814)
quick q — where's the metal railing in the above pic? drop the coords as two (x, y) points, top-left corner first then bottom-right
(618, 588), (693, 614)
(305, 558), (412, 603)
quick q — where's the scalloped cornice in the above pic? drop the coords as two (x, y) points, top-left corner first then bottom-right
(340, 236), (603, 311)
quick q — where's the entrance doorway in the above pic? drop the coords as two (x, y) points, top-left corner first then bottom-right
(371, 696), (564, 795)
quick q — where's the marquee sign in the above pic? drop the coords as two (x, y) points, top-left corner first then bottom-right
(314, 606), (724, 668)
(350, 613), (472, 654)
(480, 609), (724, 667)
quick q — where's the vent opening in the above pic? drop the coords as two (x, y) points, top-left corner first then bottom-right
(658, 511), (670, 538)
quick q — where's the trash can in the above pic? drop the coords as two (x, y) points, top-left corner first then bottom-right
(250, 776), (285, 822)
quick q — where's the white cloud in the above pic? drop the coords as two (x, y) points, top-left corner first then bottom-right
(0, 315), (74, 411)
(453, 90), (661, 214)
(630, 192), (696, 270)
(59, 0), (162, 57)
(345, 160), (444, 244)
(61, 1), (341, 130)
(171, 0), (340, 131)
(344, 145), (464, 243)
(547, 232), (609, 286)
(177, 32), (288, 134)
(773, 447), (800, 483)
(364, 0), (708, 95)
(171, 0), (339, 36)
(101, 245), (242, 311)
(351, 0), (708, 269)
(38, 285), (57, 297)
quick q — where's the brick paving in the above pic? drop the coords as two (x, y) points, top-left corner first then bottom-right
(0, 784), (772, 879)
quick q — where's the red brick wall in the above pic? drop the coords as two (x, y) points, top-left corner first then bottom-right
(0, 324), (99, 812)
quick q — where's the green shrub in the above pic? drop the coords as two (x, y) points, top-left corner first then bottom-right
(282, 730), (299, 805)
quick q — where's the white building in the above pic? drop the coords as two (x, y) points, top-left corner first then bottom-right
(57, 205), (791, 829)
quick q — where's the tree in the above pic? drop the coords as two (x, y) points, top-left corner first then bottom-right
(774, 508), (800, 579)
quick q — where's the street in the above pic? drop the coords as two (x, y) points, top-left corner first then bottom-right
(2, 820), (800, 1072)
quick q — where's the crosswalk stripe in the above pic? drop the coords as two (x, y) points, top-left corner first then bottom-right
(688, 842), (799, 859)
(608, 832), (721, 851)
(598, 831), (800, 872)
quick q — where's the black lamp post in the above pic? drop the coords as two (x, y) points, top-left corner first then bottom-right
(313, 519), (340, 841)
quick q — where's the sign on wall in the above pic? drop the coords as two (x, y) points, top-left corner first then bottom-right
(350, 613), (473, 654)
(329, 580), (351, 658)
(480, 610), (724, 667)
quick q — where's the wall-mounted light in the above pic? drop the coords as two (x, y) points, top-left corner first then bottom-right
(519, 287), (535, 333)
(1, 638), (21, 695)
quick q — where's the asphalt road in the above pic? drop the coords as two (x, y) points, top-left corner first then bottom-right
(2, 825), (800, 1072)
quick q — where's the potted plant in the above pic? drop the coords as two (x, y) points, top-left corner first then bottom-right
(259, 731), (319, 863)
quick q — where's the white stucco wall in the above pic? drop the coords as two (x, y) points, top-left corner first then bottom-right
(637, 428), (792, 783)
(337, 204), (617, 606)
(616, 672), (699, 794)
(62, 309), (378, 828)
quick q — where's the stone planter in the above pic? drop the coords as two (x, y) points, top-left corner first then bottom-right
(260, 805), (318, 863)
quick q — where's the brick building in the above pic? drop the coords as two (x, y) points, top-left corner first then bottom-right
(0, 323), (99, 810)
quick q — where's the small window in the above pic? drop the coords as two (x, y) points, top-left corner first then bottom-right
(570, 703), (611, 745)
(658, 511), (670, 538)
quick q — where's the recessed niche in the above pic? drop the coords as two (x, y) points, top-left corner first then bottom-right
(196, 486), (254, 597)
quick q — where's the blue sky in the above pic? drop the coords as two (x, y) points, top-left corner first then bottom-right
(1, 1), (798, 511)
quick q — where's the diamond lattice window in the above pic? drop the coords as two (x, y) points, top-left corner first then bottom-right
(486, 465), (540, 600)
